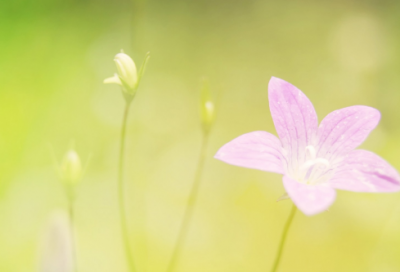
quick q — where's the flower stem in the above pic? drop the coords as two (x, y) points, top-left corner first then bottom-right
(166, 131), (210, 272)
(270, 204), (297, 272)
(118, 99), (137, 272)
(66, 185), (78, 272)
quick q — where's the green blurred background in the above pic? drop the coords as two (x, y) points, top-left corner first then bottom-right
(1, 0), (400, 271)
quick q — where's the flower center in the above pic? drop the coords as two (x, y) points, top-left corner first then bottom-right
(292, 145), (333, 185)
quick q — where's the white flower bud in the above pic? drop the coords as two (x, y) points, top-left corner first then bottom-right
(104, 51), (150, 99)
(114, 53), (138, 90)
(61, 150), (82, 184)
(104, 52), (138, 93)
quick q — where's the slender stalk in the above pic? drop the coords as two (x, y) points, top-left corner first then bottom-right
(166, 131), (210, 272)
(66, 185), (78, 272)
(118, 99), (137, 272)
(270, 204), (297, 272)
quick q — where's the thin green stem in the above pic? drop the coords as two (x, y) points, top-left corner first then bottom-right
(66, 185), (78, 272)
(118, 100), (137, 272)
(166, 132), (210, 272)
(270, 204), (297, 272)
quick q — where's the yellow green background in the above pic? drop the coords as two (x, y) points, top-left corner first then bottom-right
(1, 0), (400, 271)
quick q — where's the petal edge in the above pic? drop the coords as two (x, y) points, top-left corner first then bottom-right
(283, 176), (336, 216)
(329, 150), (400, 192)
(317, 106), (380, 160)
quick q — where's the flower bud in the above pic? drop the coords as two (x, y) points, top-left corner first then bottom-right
(104, 51), (150, 98)
(61, 150), (82, 184)
(104, 52), (138, 93)
(200, 79), (215, 132)
(114, 53), (138, 90)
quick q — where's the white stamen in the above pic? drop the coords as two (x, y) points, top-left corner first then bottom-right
(313, 158), (330, 168)
(305, 145), (316, 160)
(291, 145), (332, 185)
(300, 160), (316, 171)
(300, 158), (330, 171)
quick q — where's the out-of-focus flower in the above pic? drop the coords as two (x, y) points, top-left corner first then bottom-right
(330, 14), (386, 74)
(200, 79), (215, 132)
(104, 51), (150, 96)
(60, 149), (82, 184)
(39, 211), (73, 272)
(215, 77), (400, 216)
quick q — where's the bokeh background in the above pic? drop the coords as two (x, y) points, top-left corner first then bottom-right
(1, 0), (400, 271)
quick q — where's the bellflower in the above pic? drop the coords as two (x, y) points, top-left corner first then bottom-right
(215, 77), (400, 215)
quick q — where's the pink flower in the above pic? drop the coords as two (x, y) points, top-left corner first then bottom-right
(215, 77), (400, 215)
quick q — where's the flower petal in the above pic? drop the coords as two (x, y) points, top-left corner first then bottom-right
(214, 131), (284, 174)
(317, 106), (380, 161)
(329, 150), (400, 192)
(268, 77), (318, 171)
(103, 74), (122, 85)
(283, 176), (336, 216)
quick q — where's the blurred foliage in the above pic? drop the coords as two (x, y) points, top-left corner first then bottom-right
(1, 0), (400, 271)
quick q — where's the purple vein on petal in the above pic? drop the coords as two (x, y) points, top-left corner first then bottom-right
(317, 111), (358, 156)
(327, 115), (377, 160)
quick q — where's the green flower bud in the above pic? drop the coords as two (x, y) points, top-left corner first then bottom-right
(61, 150), (82, 184)
(200, 79), (215, 132)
